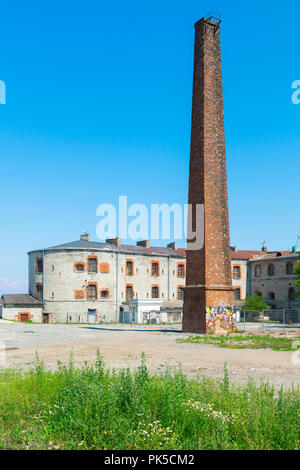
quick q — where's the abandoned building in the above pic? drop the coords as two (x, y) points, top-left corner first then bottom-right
(1, 232), (297, 323)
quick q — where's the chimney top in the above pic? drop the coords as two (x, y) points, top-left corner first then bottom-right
(167, 242), (177, 250)
(80, 232), (91, 242)
(106, 237), (121, 247)
(136, 240), (150, 248)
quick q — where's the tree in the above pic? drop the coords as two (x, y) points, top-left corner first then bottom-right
(242, 294), (270, 311)
(295, 260), (300, 297)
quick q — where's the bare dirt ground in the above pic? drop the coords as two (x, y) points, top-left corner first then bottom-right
(1, 321), (300, 388)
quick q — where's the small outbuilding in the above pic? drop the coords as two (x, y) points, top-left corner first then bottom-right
(0, 294), (44, 322)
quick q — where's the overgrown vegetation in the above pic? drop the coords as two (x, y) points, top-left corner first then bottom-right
(241, 294), (270, 311)
(178, 333), (300, 351)
(0, 352), (299, 450)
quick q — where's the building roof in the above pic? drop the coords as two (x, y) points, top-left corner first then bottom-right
(230, 250), (266, 260)
(27, 236), (291, 261)
(248, 252), (300, 263)
(28, 239), (187, 258)
(1, 294), (43, 306)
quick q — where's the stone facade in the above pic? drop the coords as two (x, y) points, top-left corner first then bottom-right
(183, 17), (234, 333)
(27, 235), (187, 323)
(250, 253), (300, 309)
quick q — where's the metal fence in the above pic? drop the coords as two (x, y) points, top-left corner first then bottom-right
(239, 309), (300, 333)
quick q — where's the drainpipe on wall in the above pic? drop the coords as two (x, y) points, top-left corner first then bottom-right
(247, 261), (252, 297)
(168, 256), (170, 301)
(116, 251), (119, 321)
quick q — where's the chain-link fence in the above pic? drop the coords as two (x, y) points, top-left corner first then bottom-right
(239, 309), (300, 333)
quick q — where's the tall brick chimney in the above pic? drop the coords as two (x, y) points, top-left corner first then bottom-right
(183, 17), (234, 334)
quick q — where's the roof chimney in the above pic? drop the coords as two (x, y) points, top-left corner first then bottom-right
(167, 242), (177, 250)
(106, 237), (121, 247)
(80, 232), (91, 242)
(136, 240), (150, 248)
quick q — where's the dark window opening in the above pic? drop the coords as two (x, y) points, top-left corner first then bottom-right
(152, 286), (159, 298)
(101, 290), (109, 299)
(36, 259), (43, 273)
(289, 288), (296, 301)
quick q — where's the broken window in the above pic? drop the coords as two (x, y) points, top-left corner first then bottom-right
(87, 284), (97, 300)
(101, 289), (109, 299)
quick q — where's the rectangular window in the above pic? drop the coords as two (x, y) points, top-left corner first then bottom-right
(36, 284), (43, 300)
(177, 287), (184, 300)
(126, 261), (133, 276)
(151, 262), (159, 276)
(36, 259), (43, 273)
(233, 266), (241, 279)
(255, 265), (261, 277)
(87, 284), (97, 300)
(177, 264), (185, 277)
(126, 285), (133, 300)
(152, 286), (159, 298)
(234, 288), (241, 300)
(88, 258), (97, 273)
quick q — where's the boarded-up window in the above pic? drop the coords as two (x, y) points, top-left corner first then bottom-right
(88, 258), (97, 273)
(74, 289), (85, 299)
(87, 284), (97, 300)
(100, 262), (110, 273)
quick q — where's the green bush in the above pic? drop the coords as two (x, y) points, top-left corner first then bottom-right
(0, 352), (299, 450)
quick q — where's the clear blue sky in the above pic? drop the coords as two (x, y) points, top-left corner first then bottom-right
(0, 0), (299, 293)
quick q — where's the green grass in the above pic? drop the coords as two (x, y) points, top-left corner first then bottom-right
(0, 353), (299, 450)
(178, 333), (300, 351)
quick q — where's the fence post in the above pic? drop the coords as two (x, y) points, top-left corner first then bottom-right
(262, 310), (265, 333)
(244, 310), (246, 332)
(283, 308), (286, 336)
